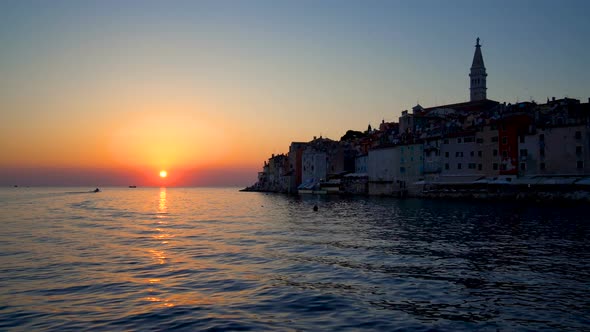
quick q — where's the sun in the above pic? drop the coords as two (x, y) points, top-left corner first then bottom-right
(159, 170), (167, 178)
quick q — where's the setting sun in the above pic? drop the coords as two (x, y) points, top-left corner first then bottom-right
(159, 170), (167, 178)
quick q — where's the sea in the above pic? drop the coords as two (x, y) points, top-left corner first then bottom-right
(0, 187), (589, 331)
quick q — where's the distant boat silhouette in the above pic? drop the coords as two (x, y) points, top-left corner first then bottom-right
(92, 188), (100, 193)
(129, 185), (137, 188)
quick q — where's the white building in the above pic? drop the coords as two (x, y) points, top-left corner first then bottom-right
(368, 143), (423, 195)
(439, 133), (484, 180)
(368, 146), (399, 195)
(520, 125), (590, 176)
(355, 154), (368, 174)
(301, 148), (327, 185)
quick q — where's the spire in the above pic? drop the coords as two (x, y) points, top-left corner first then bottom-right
(469, 37), (487, 101)
(471, 37), (485, 68)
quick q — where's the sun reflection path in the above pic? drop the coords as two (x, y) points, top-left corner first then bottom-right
(158, 187), (167, 216)
(143, 187), (175, 308)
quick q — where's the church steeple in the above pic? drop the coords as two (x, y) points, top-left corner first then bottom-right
(469, 37), (487, 101)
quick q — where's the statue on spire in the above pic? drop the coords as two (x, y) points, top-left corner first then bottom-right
(476, 37), (480, 47)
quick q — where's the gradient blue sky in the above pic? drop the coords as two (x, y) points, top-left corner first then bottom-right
(1, 0), (589, 186)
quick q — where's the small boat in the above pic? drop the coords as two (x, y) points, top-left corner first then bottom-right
(129, 185), (137, 188)
(92, 188), (100, 193)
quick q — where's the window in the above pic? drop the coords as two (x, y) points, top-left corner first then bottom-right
(540, 162), (546, 170)
(502, 136), (508, 145)
(576, 146), (583, 156)
(457, 138), (462, 143)
(540, 148), (545, 157)
(311, 165), (314, 171)
(400, 167), (406, 173)
(519, 136), (525, 143)
(470, 151), (475, 157)
(478, 164), (482, 171)
(500, 164), (507, 171)
(502, 151), (508, 158)
(520, 149), (528, 157)
(491, 136), (499, 143)
(445, 152), (449, 158)
(539, 134), (545, 142)
(445, 163), (450, 170)
(444, 139), (449, 144)
(456, 152), (464, 157)
(476, 138), (484, 144)
(520, 163), (526, 171)
(478, 151), (483, 157)
(468, 163), (476, 169)
(575, 131), (582, 139)
(457, 163), (462, 170)
(577, 161), (584, 169)
(493, 149), (498, 157)
(493, 163), (499, 170)
(464, 137), (474, 143)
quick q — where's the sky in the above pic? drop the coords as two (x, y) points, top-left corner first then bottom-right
(1, 0), (589, 186)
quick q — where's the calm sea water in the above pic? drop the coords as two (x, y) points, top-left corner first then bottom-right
(0, 187), (589, 331)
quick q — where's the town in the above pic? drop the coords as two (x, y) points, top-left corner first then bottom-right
(245, 39), (590, 201)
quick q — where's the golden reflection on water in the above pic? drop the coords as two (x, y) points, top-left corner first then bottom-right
(139, 188), (261, 310)
(143, 187), (177, 308)
(158, 187), (167, 215)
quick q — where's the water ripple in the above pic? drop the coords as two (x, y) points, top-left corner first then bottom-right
(0, 188), (589, 331)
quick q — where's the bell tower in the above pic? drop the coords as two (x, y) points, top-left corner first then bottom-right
(469, 37), (487, 101)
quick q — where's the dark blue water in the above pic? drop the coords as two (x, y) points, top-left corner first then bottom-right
(0, 187), (589, 331)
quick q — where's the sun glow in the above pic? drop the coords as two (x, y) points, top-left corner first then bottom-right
(159, 170), (167, 178)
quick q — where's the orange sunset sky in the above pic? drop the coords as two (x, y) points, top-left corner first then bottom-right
(1, 1), (589, 186)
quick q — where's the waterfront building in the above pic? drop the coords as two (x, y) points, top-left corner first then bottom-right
(398, 143), (424, 194)
(422, 137), (443, 182)
(268, 154), (290, 192)
(439, 131), (484, 180)
(355, 154), (368, 174)
(368, 143), (423, 195)
(497, 109), (534, 177)
(368, 145), (399, 195)
(299, 137), (343, 187)
(288, 142), (307, 191)
(301, 147), (327, 186)
(475, 125), (501, 177)
(520, 124), (590, 176)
